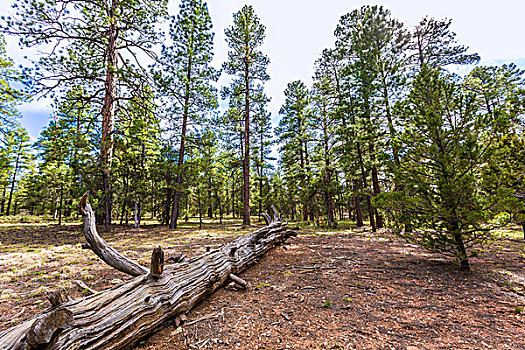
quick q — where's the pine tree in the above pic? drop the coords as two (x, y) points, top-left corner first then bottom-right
(276, 80), (312, 221)
(223, 5), (270, 226)
(0, 34), (26, 133)
(336, 6), (387, 230)
(379, 67), (513, 270)
(3, 126), (31, 216)
(314, 49), (365, 227)
(155, 0), (218, 228)
(311, 66), (339, 228)
(33, 87), (98, 221)
(412, 17), (480, 69)
(3, 0), (168, 230)
(252, 104), (274, 220)
(465, 64), (525, 237)
(114, 93), (160, 228)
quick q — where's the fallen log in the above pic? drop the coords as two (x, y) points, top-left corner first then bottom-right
(0, 193), (297, 350)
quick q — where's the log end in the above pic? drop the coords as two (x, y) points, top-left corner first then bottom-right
(229, 273), (248, 290)
(150, 246), (164, 279)
(79, 191), (90, 216)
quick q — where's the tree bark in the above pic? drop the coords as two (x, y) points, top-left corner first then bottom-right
(243, 60), (251, 226)
(0, 196), (296, 350)
(1, 186), (7, 214)
(197, 187), (203, 230)
(170, 73), (190, 229)
(100, 0), (118, 233)
(352, 178), (364, 227)
(6, 143), (21, 216)
(58, 183), (63, 226)
(259, 131), (264, 221)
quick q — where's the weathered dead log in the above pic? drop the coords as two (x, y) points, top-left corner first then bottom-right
(80, 191), (148, 276)
(0, 195), (297, 350)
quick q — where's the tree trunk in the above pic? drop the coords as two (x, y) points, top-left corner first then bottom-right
(231, 173), (235, 218)
(151, 181), (155, 219)
(258, 178), (262, 222)
(352, 179), (364, 227)
(356, 141), (376, 232)
(243, 62), (251, 227)
(134, 190), (139, 229)
(226, 188), (230, 217)
(170, 101), (189, 229)
(58, 183), (63, 226)
(364, 93), (383, 229)
(120, 171), (128, 225)
(207, 178), (213, 219)
(197, 187), (202, 230)
(6, 143), (21, 216)
(1, 186), (7, 214)
(216, 186), (223, 225)
(100, 0), (118, 233)
(0, 195), (296, 350)
(450, 223), (470, 271)
(164, 171), (172, 226)
(171, 25), (195, 229)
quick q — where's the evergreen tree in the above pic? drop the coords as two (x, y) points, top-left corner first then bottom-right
(34, 88), (97, 221)
(114, 94), (160, 228)
(0, 35), (27, 133)
(276, 80), (312, 221)
(252, 104), (274, 220)
(311, 68), (339, 228)
(3, 0), (168, 230)
(412, 17), (480, 69)
(336, 6), (388, 230)
(155, 0), (218, 228)
(465, 64), (525, 237)
(378, 67), (514, 270)
(3, 125), (31, 216)
(223, 5), (270, 226)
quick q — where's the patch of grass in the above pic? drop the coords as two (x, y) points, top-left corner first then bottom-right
(515, 306), (523, 314)
(322, 300), (331, 308)
(255, 283), (271, 289)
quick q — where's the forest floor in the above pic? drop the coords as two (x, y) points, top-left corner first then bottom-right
(0, 219), (524, 349)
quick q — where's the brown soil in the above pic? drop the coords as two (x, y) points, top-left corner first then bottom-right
(0, 222), (524, 350)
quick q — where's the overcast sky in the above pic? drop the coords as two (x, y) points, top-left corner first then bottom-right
(1, 0), (524, 140)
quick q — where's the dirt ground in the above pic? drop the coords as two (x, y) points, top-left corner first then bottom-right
(0, 220), (524, 349)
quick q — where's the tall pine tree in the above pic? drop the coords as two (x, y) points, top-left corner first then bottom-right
(223, 5), (270, 226)
(155, 0), (218, 229)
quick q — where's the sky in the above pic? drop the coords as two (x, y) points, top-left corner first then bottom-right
(1, 0), (524, 140)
